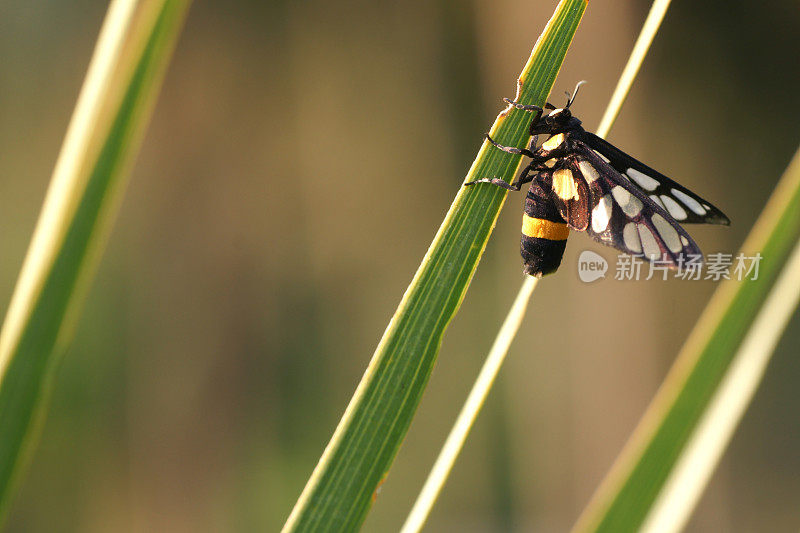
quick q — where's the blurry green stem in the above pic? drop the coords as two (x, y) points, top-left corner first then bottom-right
(400, 277), (538, 533)
(0, 1), (138, 374)
(641, 232), (800, 533)
(596, 0), (671, 137)
(0, 0), (190, 519)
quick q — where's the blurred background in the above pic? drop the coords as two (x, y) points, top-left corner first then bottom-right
(2, 1), (800, 531)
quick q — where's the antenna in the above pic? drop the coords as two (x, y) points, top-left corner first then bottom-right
(565, 80), (587, 108)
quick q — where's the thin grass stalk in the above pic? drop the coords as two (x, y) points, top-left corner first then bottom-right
(595, 0), (672, 137)
(400, 277), (539, 533)
(401, 1), (672, 528)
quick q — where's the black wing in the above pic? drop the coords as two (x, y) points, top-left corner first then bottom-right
(547, 142), (703, 268)
(580, 132), (729, 226)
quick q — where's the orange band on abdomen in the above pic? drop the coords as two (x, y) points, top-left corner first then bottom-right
(522, 214), (569, 240)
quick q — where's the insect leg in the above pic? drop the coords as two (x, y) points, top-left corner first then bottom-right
(485, 133), (536, 158)
(466, 162), (538, 191)
(465, 177), (522, 191)
(502, 98), (556, 116)
(503, 98), (543, 123)
(517, 163), (538, 184)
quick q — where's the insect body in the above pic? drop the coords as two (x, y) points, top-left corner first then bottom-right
(467, 83), (729, 277)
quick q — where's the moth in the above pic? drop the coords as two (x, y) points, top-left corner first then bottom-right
(466, 83), (729, 277)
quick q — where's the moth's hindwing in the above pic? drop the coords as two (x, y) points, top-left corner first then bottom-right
(546, 164), (590, 231)
(550, 142), (703, 267)
(580, 132), (730, 226)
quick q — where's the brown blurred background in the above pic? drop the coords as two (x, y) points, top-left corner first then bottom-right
(2, 1), (800, 531)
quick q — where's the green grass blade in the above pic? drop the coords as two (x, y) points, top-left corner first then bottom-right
(573, 147), (800, 532)
(400, 0), (672, 528)
(0, 0), (190, 519)
(282, 1), (587, 531)
(641, 229), (800, 532)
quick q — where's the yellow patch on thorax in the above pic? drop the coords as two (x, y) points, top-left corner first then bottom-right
(552, 168), (579, 201)
(522, 215), (569, 240)
(542, 133), (565, 151)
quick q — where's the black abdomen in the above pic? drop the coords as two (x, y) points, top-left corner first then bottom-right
(521, 182), (569, 277)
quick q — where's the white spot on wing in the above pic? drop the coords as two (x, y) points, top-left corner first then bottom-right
(650, 195), (665, 210)
(637, 224), (661, 259)
(627, 168), (659, 191)
(661, 195), (688, 220)
(577, 160), (600, 183)
(651, 213), (682, 253)
(542, 133), (565, 151)
(681, 236), (689, 246)
(544, 158), (557, 168)
(623, 222), (642, 253)
(592, 194), (613, 233)
(672, 188), (707, 215)
(612, 186), (643, 217)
